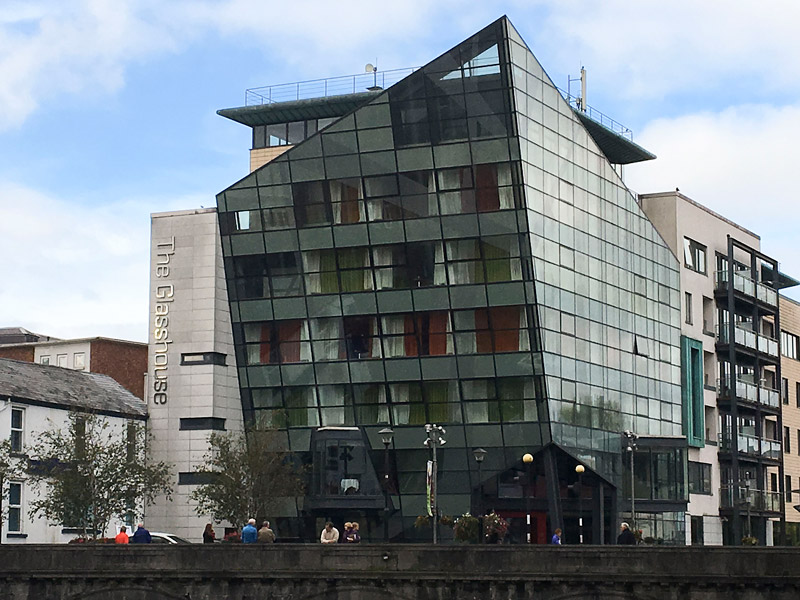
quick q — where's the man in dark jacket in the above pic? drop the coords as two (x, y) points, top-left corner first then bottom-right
(617, 522), (636, 545)
(130, 524), (152, 544)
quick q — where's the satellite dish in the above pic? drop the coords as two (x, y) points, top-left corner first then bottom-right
(365, 63), (376, 73)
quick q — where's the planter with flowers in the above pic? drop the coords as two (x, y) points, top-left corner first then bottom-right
(483, 511), (508, 544)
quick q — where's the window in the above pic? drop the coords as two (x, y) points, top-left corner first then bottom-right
(10, 407), (23, 453)
(243, 320), (312, 365)
(781, 330), (800, 360)
(797, 429), (800, 456)
(785, 426), (791, 454)
(683, 237), (707, 274)
(73, 352), (85, 370)
(690, 515), (704, 545)
(797, 382), (800, 408)
(783, 378), (790, 405)
(684, 292), (693, 325)
(40, 355), (50, 365)
(8, 482), (22, 533)
(57, 354), (67, 368)
(681, 337), (704, 447)
(787, 475), (793, 502)
(688, 461), (712, 495)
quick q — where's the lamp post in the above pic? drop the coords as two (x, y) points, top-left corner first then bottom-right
(575, 464), (585, 544)
(522, 453), (533, 543)
(379, 427), (394, 543)
(473, 448), (487, 544)
(424, 424), (446, 544)
(623, 430), (638, 533)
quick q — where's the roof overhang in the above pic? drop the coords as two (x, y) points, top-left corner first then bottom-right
(761, 264), (800, 290)
(573, 109), (656, 165)
(217, 92), (380, 127)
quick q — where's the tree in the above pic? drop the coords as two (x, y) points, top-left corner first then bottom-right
(0, 439), (23, 543)
(26, 412), (173, 540)
(190, 428), (305, 528)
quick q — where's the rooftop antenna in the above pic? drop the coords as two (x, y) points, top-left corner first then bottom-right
(366, 61), (381, 91)
(567, 66), (587, 112)
(580, 66), (587, 112)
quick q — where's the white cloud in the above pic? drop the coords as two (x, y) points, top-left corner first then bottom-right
(0, 183), (201, 341)
(0, 0), (465, 131)
(626, 102), (800, 298)
(515, 0), (800, 102)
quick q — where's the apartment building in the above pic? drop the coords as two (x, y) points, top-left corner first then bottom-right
(641, 191), (796, 545)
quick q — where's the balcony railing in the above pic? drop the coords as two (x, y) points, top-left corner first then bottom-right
(718, 432), (782, 460)
(716, 270), (778, 307)
(717, 377), (780, 408)
(719, 485), (782, 512)
(717, 322), (779, 357)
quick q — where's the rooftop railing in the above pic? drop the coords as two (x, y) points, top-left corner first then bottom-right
(557, 88), (634, 141)
(245, 68), (419, 105)
(243, 69), (638, 143)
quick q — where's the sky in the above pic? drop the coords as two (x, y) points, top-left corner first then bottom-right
(1, 0), (799, 343)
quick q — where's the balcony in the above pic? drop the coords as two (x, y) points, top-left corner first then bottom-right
(717, 322), (779, 358)
(715, 270), (778, 308)
(719, 485), (781, 513)
(717, 377), (780, 410)
(718, 432), (781, 461)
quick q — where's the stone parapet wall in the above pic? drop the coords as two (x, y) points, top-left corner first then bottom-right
(2, 545), (800, 599)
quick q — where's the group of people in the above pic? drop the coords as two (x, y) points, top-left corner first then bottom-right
(114, 524), (152, 544)
(240, 519), (276, 543)
(549, 522), (637, 545)
(320, 521), (361, 544)
(121, 519), (638, 545)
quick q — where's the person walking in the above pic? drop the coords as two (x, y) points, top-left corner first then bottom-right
(550, 528), (562, 545)
(114, 526), (129, 544)
(258, 521), (276, 543)
(242, 518), (258, 544)
(617, 522), (637, 545)
(130, 523), (151, 544)
(320, 522), (339, 544)
(203, 523), (216, 544)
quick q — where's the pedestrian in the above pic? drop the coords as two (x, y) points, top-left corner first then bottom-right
(617, 522), (637, 545)
(320, 521), (339, 544)
(203, 523), (216, 544)
(114, 526), (129, 544)
(242, 518), (258, 544)
(258, 520), (276, 543)
(130, 523), (151, 544)
(342, 522), (353, 543)
(347, 522), (361, 544)
(550, 528), (562, 545)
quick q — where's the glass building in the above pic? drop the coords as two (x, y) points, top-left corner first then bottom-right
(216, 17), (687, 543)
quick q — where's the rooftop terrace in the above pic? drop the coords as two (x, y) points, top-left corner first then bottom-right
(231, 68), (654, 164)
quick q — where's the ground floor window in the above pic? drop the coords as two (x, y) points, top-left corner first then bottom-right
(690, 515), (704, 545)
(8, 482), (22, 533)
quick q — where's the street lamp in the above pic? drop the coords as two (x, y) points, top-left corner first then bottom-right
(473, 448), (487, 544)
(575, 464), (585, 544)
(424, 424), (446, 544)
(522, 453), (533, 543)
(379, 427), (394, 542)
(623, 430), (638, 533)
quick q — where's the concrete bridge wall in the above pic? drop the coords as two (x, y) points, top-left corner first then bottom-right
(1, 544), (799, 599)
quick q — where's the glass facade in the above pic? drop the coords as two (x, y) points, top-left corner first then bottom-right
(217, 17), (683, 541)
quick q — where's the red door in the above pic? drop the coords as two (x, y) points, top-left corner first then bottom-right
(497, 510), (548, 544)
